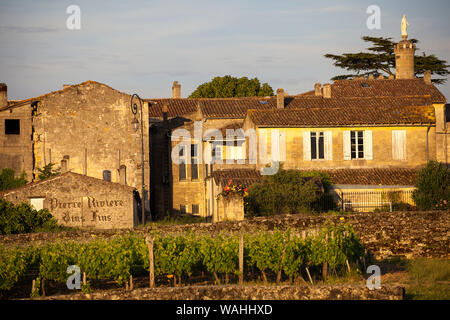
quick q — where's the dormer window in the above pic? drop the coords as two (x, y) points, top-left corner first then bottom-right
(361, 83), (371, 88)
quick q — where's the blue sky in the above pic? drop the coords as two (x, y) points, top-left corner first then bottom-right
(1, 0), (449, 100)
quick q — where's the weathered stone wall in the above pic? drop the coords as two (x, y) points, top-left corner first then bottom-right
(31, 82), (150, 208)
(0, 103), (34, 179)
(1, 211), (448, 260)
(1, 172), (137, 229)
(215, 195), (244, 222)
(38, 284), (404, 300)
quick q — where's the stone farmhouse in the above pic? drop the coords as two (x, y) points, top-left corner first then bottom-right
(0, 31), (448, 223)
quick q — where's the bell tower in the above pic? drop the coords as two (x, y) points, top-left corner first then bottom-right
(394, 15), (415, 79)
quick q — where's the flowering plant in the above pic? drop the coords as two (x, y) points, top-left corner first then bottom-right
(217, 179), (248, 199)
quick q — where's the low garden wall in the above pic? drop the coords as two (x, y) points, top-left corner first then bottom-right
(38, 284), (405, 300)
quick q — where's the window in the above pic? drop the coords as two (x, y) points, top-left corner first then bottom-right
(191, 144), (198, 180)
(212, 143), (222, 161)
(30, 198), (44, 211)
(303, 131), (332, 161)
(392, 130), (406, 160)
(5, 119), (20, 135)
(310, 132), (325, 160)
(343, 130), (372, 160)
(351, 131), (364, 159)
(192, 204), (199, 215)
(180, 205), (186, 214)
(228, 140), (245, 160)
(179, 145), (186, 180)
(102, 170), (111, 182)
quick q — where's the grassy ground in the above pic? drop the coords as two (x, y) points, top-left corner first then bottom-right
(379, 258), (449, 300)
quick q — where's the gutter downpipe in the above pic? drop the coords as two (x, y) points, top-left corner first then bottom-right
(426, 125), (431, 162)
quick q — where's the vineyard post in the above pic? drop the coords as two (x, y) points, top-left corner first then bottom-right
(41, 278), (46, 297)
(346, 260), (351, 273)
(146, 236), (155, 288)
(239, 234), (244, 285)
(130, 275), (134, 291)
(31, 279), (35, 296)
(305, 267), (314, 285)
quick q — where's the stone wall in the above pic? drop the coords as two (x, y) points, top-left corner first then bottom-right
(0, 104), (34, 179)
(39, 284), (404, 300)
(1, 172), (137, 229)
(1, 211), (448, 260)
(31, 81), (150, 207)
(215, 195), (244, 222)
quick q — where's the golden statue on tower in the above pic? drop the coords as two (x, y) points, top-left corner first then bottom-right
(401, 15), (408, 40)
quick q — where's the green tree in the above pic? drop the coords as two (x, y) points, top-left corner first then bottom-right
(0, 168), (27, 191)
(412, 161), (450, 210)
(37, 163), (60, 181)
(189, 75), (274, 98)
(325, 36), (449, 84)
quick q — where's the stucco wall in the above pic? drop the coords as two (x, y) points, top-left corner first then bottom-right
(253, 126), (436, 170)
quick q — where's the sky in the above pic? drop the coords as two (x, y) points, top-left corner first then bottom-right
(1, 0), (449, 100)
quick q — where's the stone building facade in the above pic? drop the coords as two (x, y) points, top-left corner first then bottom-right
(147, 33), (448, 219)
(0, 171), (138, 229)
(0, 81), (151, 220)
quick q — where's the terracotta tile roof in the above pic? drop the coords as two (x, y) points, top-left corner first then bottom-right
(147, 95), (434, 119)
(283, 96), (432, 109)
(248, 105), (435, 127)
(210, 169), (262, 187)
(322, 168), (418, 186)
(147, 97), (275, 118)
(329, 79), (446, 103)
(210, 168), (418, 188)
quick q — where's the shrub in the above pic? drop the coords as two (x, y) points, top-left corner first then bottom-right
(0, 199), (60, 235)
(245, 169), (328, 216)
(0, 168), (27, 191)
(412, 161), (450, 210)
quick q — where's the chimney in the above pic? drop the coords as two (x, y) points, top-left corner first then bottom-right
(0, 83), (7, 109)
(276, 88), (285, 109)
(424, 70), (432, 85)
(323, 84), (331, 98)
(119, 165), (127, 185)
(61, 159), (68, 173)
(63, 155), (70, 171)
(378, 75), (385, 80)
(172, 81), (181, 98)
(368, 74), (375, 80)
(314, 83), (322, 96)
